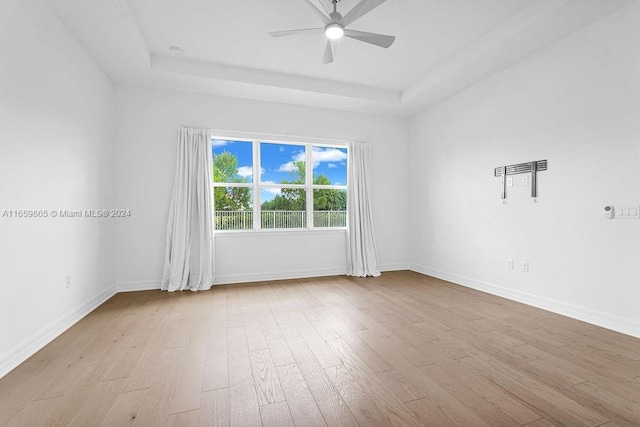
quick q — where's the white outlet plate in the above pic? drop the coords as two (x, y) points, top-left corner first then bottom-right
(615, 205), (640, 219)
(522, 262), (529, 272)
(507, 259), (514, 270)
(507, 177), (513, 187)
(522, 176), (529, 186)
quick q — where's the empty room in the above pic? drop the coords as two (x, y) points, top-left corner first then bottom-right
(1, 0), (639, 425)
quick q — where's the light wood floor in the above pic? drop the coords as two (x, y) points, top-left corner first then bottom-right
(1, 271), (640, 426)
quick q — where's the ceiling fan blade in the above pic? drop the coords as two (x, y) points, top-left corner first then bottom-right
(313, 0), (332, 16)
(269, 28), (324, 37)
(303, 0), (331, 25)
(341, 0), (387, 27)
(344, 29), (395, 48)
(322, 39), (337, 64)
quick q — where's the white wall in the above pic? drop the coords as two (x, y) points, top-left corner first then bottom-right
(114, 86), (409, 289)
(0, 0), (116, 376)
(409, 3), (640, 337)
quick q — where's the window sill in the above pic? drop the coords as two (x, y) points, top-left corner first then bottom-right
(214, 228), (347, 238)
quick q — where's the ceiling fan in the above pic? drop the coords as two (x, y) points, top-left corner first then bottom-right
(269, 0), (396, 64)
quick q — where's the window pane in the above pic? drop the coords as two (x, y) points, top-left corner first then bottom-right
(313, 189), (347, 228)
(212, 140), (254, 183)
(260, 188), (306, 229)
(214, 187), (253, 230)
(260, 143), (306, 185)
(312, 146), (347, 186)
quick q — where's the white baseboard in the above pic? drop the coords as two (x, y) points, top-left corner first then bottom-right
(117, 269), (347, 290)
(214, 267), (347, 285)
(410, 264), (640, 339)
(0, 285), (116, 379)
(117, 263), (406, 291)
(117, 280), (161, 292)
(380, 262), (410, 272)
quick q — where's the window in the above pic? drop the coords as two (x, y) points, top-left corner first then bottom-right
(212, 136), (347, 231)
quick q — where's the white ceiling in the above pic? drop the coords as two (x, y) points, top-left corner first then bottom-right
(45, 0), (633, 116)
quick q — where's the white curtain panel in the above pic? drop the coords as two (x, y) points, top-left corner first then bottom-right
(161, 128), (215, 291)
(346, 141), (381, 277)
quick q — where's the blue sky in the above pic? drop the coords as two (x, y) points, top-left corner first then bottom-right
(212, 139), (347, 201)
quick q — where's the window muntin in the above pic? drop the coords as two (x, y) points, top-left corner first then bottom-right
(212, 137), (347, 231)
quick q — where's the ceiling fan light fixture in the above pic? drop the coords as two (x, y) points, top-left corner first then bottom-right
(325, 23), (344, 40)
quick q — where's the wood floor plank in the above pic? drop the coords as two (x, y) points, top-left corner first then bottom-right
(423, 362), (530, 425)
(404, 397), (460, 426)
(434, 358), (543, 425)
(572, 381), (640, 425)
(199, 388), (230, 426)
(297, 325), (343, 369)
(166, 409), (200, 426)
(203, 315), (229, 391)
(460, 353), (610, 426)
(100, 388), (148, 426)
(250, 349), (287, 406)
(227, 326), (262, 427)
(6, 396), (62, 426)
(39, 362), (113, 425)
(317, 311), (393, 373)
(242, 304), (269, 352)
(103, 345), (146, 381)
(326, 337), (426, 426)
(325, 364), (391, 426)
(68, 378), (127, 426)
(169, 321), (209, 414)
(276, 364), (327, 427)
(30, 332), (100, 401)
(267, 337), (296, 367)
(376, 370), (422, 403)
(0, 360), (53, 425)
(260, 401), (295, 427)
(281, 327), (358, 426)
(523, 419), (563, 427)
(133, 346), (186, 425)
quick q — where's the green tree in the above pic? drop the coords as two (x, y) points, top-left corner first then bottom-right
(213, 151), (251, 211)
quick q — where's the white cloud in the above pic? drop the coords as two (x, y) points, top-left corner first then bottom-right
(236, 166), (252, 178)
(212, 139), (229, 147)
(261, 181), (282, 196)
(276, 148), (346, 172)
(236, 166), (264, 178)
(277, 150), (305, 172)
(312, 147), (347, 166)
(277, 162), (299, 172)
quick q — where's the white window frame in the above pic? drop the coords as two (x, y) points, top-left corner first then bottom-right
(211, 131), (349, 233)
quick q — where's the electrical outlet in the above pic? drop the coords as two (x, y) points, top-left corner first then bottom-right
(615, 205), (640, 219)
(522, 175), (529, 186)
(66, 275), (71, 288)
(522, 262), (529, 272)
(507, 259), (514, 270)
(507, 177), (513, 187)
